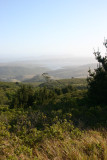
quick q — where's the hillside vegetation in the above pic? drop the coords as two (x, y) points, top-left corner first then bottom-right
(0, 48), (107, 159)
(0, 77), (107, 159)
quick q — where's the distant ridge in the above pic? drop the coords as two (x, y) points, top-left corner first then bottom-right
(0, 66), (49, 82)
(48, 63), (97, 79)
(23, 74), (46, 82)
(0, 61), (97, 82)
(23, 63), (97, 82)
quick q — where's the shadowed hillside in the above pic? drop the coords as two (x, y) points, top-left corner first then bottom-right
(0, 66), (49, 82)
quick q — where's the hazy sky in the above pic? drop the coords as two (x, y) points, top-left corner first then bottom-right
(0, 0), (107, 61)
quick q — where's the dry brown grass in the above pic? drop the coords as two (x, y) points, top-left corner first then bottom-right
(33, 130), (107, 160)
(0, 130), (107, 160)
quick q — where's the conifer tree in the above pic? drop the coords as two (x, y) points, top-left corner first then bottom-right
(87, 40), (107, 105)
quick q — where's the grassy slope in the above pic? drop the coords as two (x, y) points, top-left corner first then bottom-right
(35, 130), (107, 160)
(0, 125), (107, 160)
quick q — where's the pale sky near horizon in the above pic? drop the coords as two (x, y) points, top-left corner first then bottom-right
(0, 0), (107, 61)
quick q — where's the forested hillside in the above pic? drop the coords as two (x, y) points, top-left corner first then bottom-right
(0, 75), (107, 159)
(0, 48), (107, 160)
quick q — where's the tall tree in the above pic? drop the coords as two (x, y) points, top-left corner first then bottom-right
(87, 40), (107, 105)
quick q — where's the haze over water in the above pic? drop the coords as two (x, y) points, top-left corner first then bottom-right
(0, 0), (107, 65)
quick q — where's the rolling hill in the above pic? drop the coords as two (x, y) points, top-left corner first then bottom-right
(0, 66), (49, 82)
(0, 60), (97, 82)
(48, 63), (97, 79)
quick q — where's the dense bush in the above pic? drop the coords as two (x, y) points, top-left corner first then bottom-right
(87, 49), (107, 105)
(11, 85), (34, 108)
(0, 77), (107, 159)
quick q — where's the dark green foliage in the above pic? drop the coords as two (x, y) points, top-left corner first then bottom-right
(61, 85), (73, 94)
(39, 78), (87, 89)
(0, 79), (106, 128)
(0, 82), (19, 105)
(0, 76), (107, 159)
(33, 87), (56, 106)
(11, 85), (34, 108)
(54, 88), (62, 95)
(87, 50), (107, 105)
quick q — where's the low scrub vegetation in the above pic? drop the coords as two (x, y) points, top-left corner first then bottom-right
(0, 80), (107, 159)
(0, 49), (107, 159)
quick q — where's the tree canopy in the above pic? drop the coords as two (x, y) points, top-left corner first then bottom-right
(87, 41), (107, 105)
